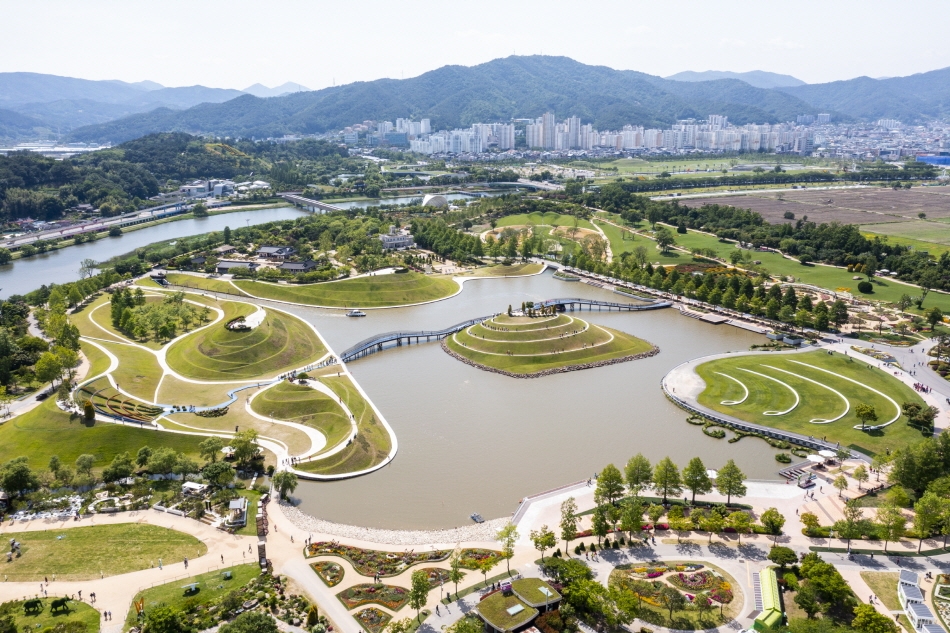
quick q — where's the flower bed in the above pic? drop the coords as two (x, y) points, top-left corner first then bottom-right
(421, 567), (452, 588)
(459, 548), (504, 570)
(310, 561), (344, 587)
(709, 583), (734, 604)
(306, 542), (450, 577)
(337, 583), (409, 611)
(354, 607), (392, 633)
(667, 571), (717, 591)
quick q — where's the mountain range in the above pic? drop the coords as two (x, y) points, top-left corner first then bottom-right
(5, 57), (950, 144)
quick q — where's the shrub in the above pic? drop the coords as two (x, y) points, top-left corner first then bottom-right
(109, 226), (123, 237)
(857, 281), (873, 294)
(574, 545), (581, 555)
(83, 400), (95, 422)
(775, 453), (792, 463)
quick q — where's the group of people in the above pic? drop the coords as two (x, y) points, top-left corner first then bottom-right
(913, 382), (932, 393)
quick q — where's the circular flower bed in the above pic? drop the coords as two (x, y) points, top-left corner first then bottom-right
(310, 561), (344, 587)
(337, 583), (409, 611)
(667, 570), (717, 591)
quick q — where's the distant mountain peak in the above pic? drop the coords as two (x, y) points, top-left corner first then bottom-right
(665, 70), (807, 89)
(242, 82), (310, 98)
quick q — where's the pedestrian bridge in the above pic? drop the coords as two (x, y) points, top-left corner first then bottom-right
(279, 193), (343, 213)
(538, 297), (672, 312)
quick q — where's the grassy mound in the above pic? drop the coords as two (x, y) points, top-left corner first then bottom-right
(163, 273), (246, 295)
(695, 350), (929, 455)
(233, 272), (458, 307)
(459, 262), (544, 277)
(251, 381), (352, 452)
(445, 313), (656, 375)
(2, 598), (101, 633)
(166, 301), (325, 380)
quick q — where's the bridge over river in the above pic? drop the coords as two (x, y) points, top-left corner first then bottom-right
(338, 296), (670, 363)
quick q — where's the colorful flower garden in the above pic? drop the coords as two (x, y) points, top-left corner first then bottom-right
(310, 561), (344, 587)
(421, 567), (452, 588)
(459, 548), (504, 570)
(337, 583), (410, 611)
(305, 542), (450, 577)
(354, 607), (391, 633)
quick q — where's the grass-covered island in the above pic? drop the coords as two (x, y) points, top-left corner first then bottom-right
(443, 311), (657, 377)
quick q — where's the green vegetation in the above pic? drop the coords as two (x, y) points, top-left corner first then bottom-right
(496, 212), (595, 230)
(1, 598), (101, 633)
(476, 592), (538, 632)
(234, 273), (458, 308)
(859, 572), (901, 611)
(250, 381), (351, 453)
(3, 523), (206, 581)
(695, 350), (928, 455)
(166, 301), (324, 379)
(162, 273), (243, 294)
(98, 341), (163, 402)
(458, 262), (544, 277)
(445, 312), (655, 375)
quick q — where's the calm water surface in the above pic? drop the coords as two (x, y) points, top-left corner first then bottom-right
(283, 272), (776, 530)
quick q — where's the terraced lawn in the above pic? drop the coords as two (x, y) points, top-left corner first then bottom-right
(233, 272), (459, 308)
(251, 381), (351, 453)
(695, 350), (929, 455)
(165, 403), (314, 457)
(99, 340), (164, 402)
(446, 313), (655, 375)
(296, 375), (392, 476)
(3, 523), (206, 581)
(166, 301), (324, 380)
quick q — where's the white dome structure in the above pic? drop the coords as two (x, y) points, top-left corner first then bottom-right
(422, 194), (448, 207)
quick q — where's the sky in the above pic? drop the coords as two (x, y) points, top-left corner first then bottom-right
(5, 0), (950, 90)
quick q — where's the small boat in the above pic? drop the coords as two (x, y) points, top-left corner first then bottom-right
(346, 310), (367, 317)
(470, 513), (484, 523)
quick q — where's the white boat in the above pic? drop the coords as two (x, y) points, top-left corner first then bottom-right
(346, 310), (367, 317)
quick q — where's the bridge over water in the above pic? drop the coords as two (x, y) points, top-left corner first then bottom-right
(338, 297), (671, 363)
(279, 193), (344, 213)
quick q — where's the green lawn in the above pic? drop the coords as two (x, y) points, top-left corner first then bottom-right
(859, 572), (901, 611)
(860, 220), (950, 246)
(99, 340), (164, 402)
(82, 341), (111, 378)
(495, 212), (594, 230)
(165, 301), (325, 380)
(4, 523), (206, 581)
(233, 272), (459, 308)
(477, 593), (537, 632)
(124, 564), (260, 630)
(695, 350), (929, 455)
(446, 314), (655, 374)
(235, 489), (261, 537)
(163, 273), (247, 295)
(511, 578), (560, 606)
(860, 230), (950, 259)
(0, 398), (203, 475)
(250, 381), (351, 453)
(2, 598), (101, 633)
(296, 375), (391, 476)
(459, 262), (544, 277)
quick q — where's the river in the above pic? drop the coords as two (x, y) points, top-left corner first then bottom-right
(0, 207), (308, 299)
(279, 271), (777, 530)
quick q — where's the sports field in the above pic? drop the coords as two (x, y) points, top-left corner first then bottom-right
(251, 381), (352, 453)
(445, 313), (655, 375)
(165, 302), (325, 380)
(695, 350), (928, 455)
(233, 272), (459, 308)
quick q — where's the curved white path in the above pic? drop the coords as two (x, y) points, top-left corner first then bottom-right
(714, 372), (749, 405)
(763, 365), (851, 424)
(788, 360), (903, 428)
(737, 368), (800, 415)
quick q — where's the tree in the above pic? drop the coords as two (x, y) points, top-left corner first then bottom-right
(833, 500), (864, 549)
(800, 512), (821, 535)
(595, 463), (625, 506)
(702, 511), (724, 544)
(768, 546), (798, 569)
(682, 457), (712, 503)
(272, 470), (298, 500)
(657, 585), (686, 623)
(199, 436), (224, 463)
(898, 294), (913, 312)
(560, 497), (579, 556)
(35, 351), (63, 385)
(592, 505), (610, 545)
(203, 461), (235, 487)
(79, 258), (98, 279)
(928, 307), (943, 331)
(877, 504), (907, 553)
(477, 556), (497, 587)
(913, 492), (942, 552)
(102, 452), (134, 482)
(191, 202), (208, 217)
(448, 549), (464, 599)
(223, 226), (232, 244)
(831, 300), (849, 329)
(496, 522), (519, 574)
(48, 455), (61, 475)
(852, 603), (899, 633)
(855, 403), (878, 431)
(794, 584), (820, 619)
(219, 611), (279, 633)
(652, 457), (682, 503)
(695, 592), (713, 623)
(0, 457), (39, 497)
(760, 508), (786, 542)
(727, 511), (751, 544)
(136, 446), (153, 467)
(833, 475), (849, 498)
(715, 459), (746, 505)
(442, 616), (483, 633)
(74, 454), (95, 476)
(620, 498), (645, 540)
(624, 578), (654, 613)
(655, 227), (675, 253)
(147, 447), (178, 475)
(853, 465), (869, 490)
(143, 605), (189, 633)
(647, 503), (665, 526)
(409, 570), (430, 622)
(231, 429), (259, 466)
(530, 525), (556, 561)
(918, 270), (940, 307)
(624, 453), (652, 496)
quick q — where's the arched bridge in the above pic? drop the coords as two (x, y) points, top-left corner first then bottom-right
(539, 297), (672, 312)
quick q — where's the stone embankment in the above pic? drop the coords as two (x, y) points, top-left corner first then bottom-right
(441, 340), (660, 379)
(280, 502), (507, 545)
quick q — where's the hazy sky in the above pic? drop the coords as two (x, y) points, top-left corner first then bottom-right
(6, 0), (950, 90)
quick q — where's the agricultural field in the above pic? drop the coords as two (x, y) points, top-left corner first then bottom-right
(233, 272), (459, 308)
(165, 302), (325, 380)
(695, 350), (929, 455)
(445, 312), (656, 375)
(3, 523), (206, 581)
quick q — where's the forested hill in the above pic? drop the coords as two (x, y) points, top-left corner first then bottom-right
(68, 56), (821, 143)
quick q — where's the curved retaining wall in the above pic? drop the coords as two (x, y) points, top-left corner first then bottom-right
(441, 339), (660, 379)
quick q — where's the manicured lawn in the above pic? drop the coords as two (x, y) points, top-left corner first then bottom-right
(446, 314), (655, 374)
(0, 398), (203, 474)
(459, 262), (544, 277)
(82, 340), (111, 378)
(3, 598), (101, 633)
(156, 374), (234, 407)
(251, 381), (351, 453)
(296, 375), (391, 476)
(166, 403), (314, 457)
(124, 563), (260, 629)
(477, 593), (537, 631)
(72, 295), (128, 344)
(233, 272), (459, 308)
(511, 578), (560, 606)
(5, 523), (206, 581)
(495, 212), (594, 230)
(860, 572), (901, 611)
(861, 220), (950, 246)
(695, 350), (929, 455)
(235, 489), (261, 537)
(163, 273), (247, 295)
(860, 230), (950, 259)
(100, 340), (164, 402)
(166, 301), (325, 380)
(595, 219), (689, 266)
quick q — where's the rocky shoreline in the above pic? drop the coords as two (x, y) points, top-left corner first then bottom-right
(279, 502), (508, 545)
(441, 339), (660, 379)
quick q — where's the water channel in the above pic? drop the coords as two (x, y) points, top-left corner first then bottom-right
(278, 271), (776, 530)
